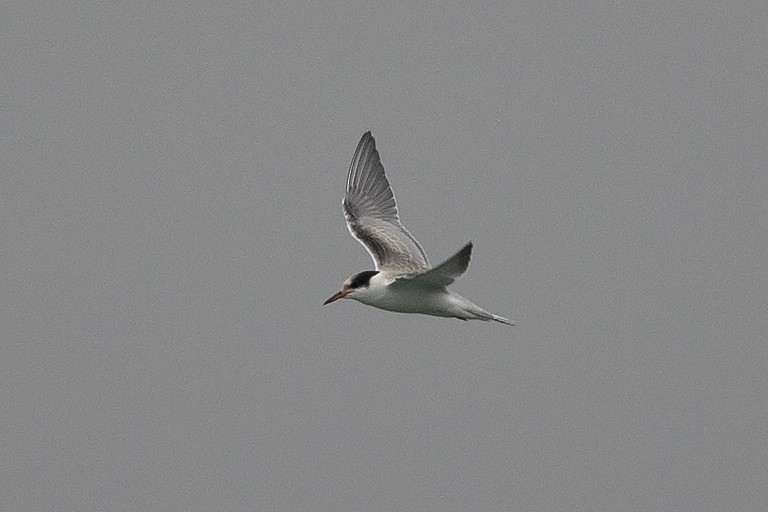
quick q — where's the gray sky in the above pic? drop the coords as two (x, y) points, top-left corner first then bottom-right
(2, 2), (767, 511)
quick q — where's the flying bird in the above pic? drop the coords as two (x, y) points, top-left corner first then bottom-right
(324, 131), (514, 325)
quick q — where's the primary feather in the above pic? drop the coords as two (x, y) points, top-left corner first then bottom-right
(396, 242), (473, 288)
(343, 132), (430, 273)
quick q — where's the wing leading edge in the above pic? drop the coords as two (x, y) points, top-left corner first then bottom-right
(343, 132), (430, 272)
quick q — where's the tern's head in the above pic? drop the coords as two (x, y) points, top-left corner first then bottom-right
(323, 270), (380, 305)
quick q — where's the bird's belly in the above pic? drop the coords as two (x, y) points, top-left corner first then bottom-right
(356, 288), (456, 317)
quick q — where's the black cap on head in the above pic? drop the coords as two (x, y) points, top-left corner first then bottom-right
(349, 270), (379, 289)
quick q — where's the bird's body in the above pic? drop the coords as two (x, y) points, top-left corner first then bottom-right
(324, 131), (513, 325)
(351, 271), (505, 321)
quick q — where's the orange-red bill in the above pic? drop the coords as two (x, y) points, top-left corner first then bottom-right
(323, 290), (347, 305)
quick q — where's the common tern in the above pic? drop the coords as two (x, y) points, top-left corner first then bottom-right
(323, 131), (514, 325)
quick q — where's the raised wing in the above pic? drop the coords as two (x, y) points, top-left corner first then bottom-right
(395, 242), (472, 288)
(342, 131), (430, 272)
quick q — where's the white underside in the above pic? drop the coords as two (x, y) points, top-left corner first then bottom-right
(348, 273), (513, 324)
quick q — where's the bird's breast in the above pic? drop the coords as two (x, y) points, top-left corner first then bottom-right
(352, 284), (455, 317)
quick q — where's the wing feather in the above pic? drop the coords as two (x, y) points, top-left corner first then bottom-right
(394, 242), (472, 288)
(342, 132), (430, 272)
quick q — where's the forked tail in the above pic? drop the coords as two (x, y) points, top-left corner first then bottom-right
(470, 309), (515, 325)
(450, 292), (515, 325)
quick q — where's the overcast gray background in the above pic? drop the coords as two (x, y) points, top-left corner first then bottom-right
(3, 2), (767, 511)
